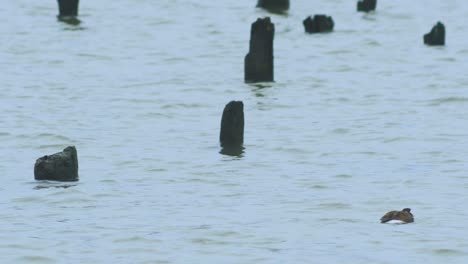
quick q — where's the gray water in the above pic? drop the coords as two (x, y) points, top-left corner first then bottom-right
(1, 0), (468, 263)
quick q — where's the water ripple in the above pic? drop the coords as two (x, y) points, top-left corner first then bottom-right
(429, 97), (468, 106)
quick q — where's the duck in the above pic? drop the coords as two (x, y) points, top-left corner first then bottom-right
(380, 208), (414, 224)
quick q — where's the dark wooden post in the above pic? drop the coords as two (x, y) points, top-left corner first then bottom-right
(57, 0), (81, 25)
(256, 0), (289, 13)
(58, 0), (79, 17)
(34, 146), (79, 182)
(303, 15), (334, 33)
(245, 17), (274, 83)
(424, 22), (445, 46)
(220, 101), (244, 149)
(357, 0), (377, 12)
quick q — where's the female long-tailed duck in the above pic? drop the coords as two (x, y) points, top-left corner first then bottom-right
(380, 208), (414, 224)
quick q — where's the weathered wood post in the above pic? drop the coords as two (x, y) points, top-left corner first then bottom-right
(357, 0), (377, 12)
(245, 17), (275, 83)
(256, 0), (289, 13)
(57, 0), (81, 25)
(34, 146), (79, 182)
(220, 101), (244, 155)
(303, 15), (334, 33)
(424, 22), (445, 46)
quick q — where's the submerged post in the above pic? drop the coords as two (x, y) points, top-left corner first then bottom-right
(220, 101), (244, 151)
(256, 0), (289, 13)
(245, 17), (275, 83)
(57, 0), (81, 25)
(424, 22), (445, 46)
(34, 146), (79, 182)
(357, 0), (377, 12)
(303, 15), (334, 33)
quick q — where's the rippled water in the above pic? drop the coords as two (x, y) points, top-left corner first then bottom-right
(2, 0), (468, 263)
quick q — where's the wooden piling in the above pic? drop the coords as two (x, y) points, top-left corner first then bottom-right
(256, 0), (289, 13)
(424, 22), (445, 46)
(303, 15), (334, 34)
(357, 0), (377, 12)
(34, 146), (79, 182)
(220, 101), (244, 149)
(245, 18), (275, 83)
(57, 0), (81, 25)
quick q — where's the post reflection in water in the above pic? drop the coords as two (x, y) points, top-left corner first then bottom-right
(33, 182), (77, 190)
(219, 145), (245, 157)
(249, 83), (273, 98)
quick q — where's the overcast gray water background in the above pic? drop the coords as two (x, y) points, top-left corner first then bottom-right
(1, 0), (468, 263)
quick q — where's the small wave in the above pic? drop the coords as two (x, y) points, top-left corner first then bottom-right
(36, 133), (73, 142)
(76, 53), (111, 60)
(113, 236), (156, 243)
(319, 202), (351, 209)
(457, 49), (468, 54)
(429, 97), (468, 106)
(437, 57), (456, 62)
(383, 137), (414, 143)
(325, 49), (353, 55)
(364, 39), (381, 47)
(311, 184), (328, 189)
(191, 238), (229, 245)
(331, 128), (350, 134)
(337, 65), (353, 72)
(339, 218), (358, 223)
(37, 144), (72, 150)
(319, 217), (357, 223)
(432, 249), (467, 255)
(12, 196), (46, 203)
(211, 231), (240, 238)
(334, 174), (352, 179)
(16, 256), (55, 263)
(161, 103), (206, 109)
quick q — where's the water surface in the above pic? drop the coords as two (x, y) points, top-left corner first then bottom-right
(1, 0), (468, 263)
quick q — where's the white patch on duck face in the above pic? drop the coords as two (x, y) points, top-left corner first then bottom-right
(385, 219), (408, 224)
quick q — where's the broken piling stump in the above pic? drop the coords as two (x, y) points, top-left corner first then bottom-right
(245, 17), (274, 83)
(424, 22), (445, 46)
(303, 15), (334, 33)
(57, 0), (81, 25)
(357, 0), (377, 12)
(220, 101), (244, 155)
(256, 0), (289, 13)
(34, 146), (79, 182)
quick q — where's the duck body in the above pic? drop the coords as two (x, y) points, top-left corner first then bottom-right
(380, 208), (414, 224)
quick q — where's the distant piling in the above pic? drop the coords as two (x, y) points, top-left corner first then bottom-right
(357, 0), (377, 12)
(220, 101), (244, 151)
(303, 15), (334, 33)
(57, 0), (81, 25)
(34, 146), (79, 182)
(245, 17), (274, 83)
(424, 22), (445, 46)
(256, 0), (289, 13)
